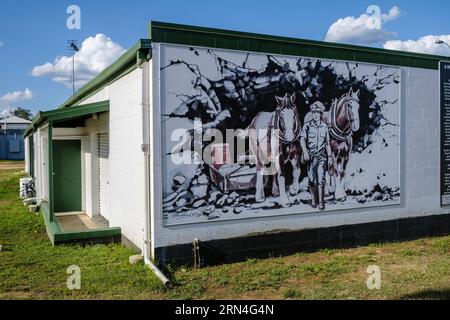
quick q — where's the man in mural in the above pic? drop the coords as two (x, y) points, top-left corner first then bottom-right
(300, 101), (332, 210)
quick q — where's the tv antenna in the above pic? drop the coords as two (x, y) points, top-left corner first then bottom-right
(67, 40), (79, 95)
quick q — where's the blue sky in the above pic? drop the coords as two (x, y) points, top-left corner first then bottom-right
(0, 0), (449, 115)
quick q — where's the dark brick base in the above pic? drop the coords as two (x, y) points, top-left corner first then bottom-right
(155, 213), (450, 267)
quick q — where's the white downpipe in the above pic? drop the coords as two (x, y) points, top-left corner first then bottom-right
(144, 257), (171, 286)
(141, 56), (171, 287)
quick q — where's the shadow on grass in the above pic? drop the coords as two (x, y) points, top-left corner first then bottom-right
(401, 289), (450, 300)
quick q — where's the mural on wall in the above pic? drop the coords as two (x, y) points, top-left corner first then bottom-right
(159, 44), (401, 226)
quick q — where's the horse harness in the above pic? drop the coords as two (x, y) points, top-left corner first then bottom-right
(329, 95), (356, 141)
(269, 107), (301, 145)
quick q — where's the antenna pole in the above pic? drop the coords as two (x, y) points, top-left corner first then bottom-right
(72, 49), (75, 95)
(67, 40), (79, 96)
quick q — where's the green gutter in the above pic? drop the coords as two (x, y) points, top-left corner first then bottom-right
(150, 21), (448, 70)
(47, 100), (109, 122)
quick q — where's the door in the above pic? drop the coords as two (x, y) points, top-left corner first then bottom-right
(53, 140), (82, 212)
(98, 133), (110, 220)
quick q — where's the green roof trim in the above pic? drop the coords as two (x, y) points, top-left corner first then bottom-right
(46, 100), (109, 122)
(25, 100), (109, 137)
(150, 21), (448, 70)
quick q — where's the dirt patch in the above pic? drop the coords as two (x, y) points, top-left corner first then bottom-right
(0, 162), (24, 170)
(0, 291), (34, 300)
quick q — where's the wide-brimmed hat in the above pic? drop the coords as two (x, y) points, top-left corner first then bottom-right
(310, 101), (325, 112)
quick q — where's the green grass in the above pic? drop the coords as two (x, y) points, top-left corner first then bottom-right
(0, 165), (450, 300)
(0, 168), (168, 300)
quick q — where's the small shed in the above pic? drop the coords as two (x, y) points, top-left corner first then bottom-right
(0, 116), (31, 160)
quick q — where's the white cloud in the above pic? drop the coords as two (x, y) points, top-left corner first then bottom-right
(0, 88), (35, 104)
(31, 34), (126, 88)
(381, 6), (401, 22)
(384, 35), (450, 55)
(325, 6), (402, 45)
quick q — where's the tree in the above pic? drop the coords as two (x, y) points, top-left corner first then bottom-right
(13, 107), (32, 121)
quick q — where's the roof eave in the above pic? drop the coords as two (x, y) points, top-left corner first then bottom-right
(24, 101), (110, 137)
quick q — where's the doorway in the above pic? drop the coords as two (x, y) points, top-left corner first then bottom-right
(53, 140), (82, 213)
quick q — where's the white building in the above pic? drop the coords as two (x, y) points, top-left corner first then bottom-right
(24, 21), (450, 266)
(1, 115), (31, 131)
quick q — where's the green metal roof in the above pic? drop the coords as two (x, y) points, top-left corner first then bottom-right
(24, 101), (109, 137)
(150, 21), (448, 70)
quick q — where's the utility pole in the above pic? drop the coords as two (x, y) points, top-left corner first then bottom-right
(67, 40), (79, 95)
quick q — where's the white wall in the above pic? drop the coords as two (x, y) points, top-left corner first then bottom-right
(53, 127), (85, 136)
(108, 68), (146, 249)
(84, 113), (109, 218)
(34, 126), (49, 203)
(77, 86), (110, 105)
(150, 43), (448, 252)
(77, 69), (146, 250)
(33, 133), (39, 192)
(24, 136), (29, 174)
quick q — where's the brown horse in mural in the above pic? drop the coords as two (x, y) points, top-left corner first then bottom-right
(238, 93), (302, 207)
(325, 88), (361, 201)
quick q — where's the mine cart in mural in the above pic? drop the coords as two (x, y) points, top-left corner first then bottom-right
(208, 143), (257, 193)
(209, 163), (257, 193)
